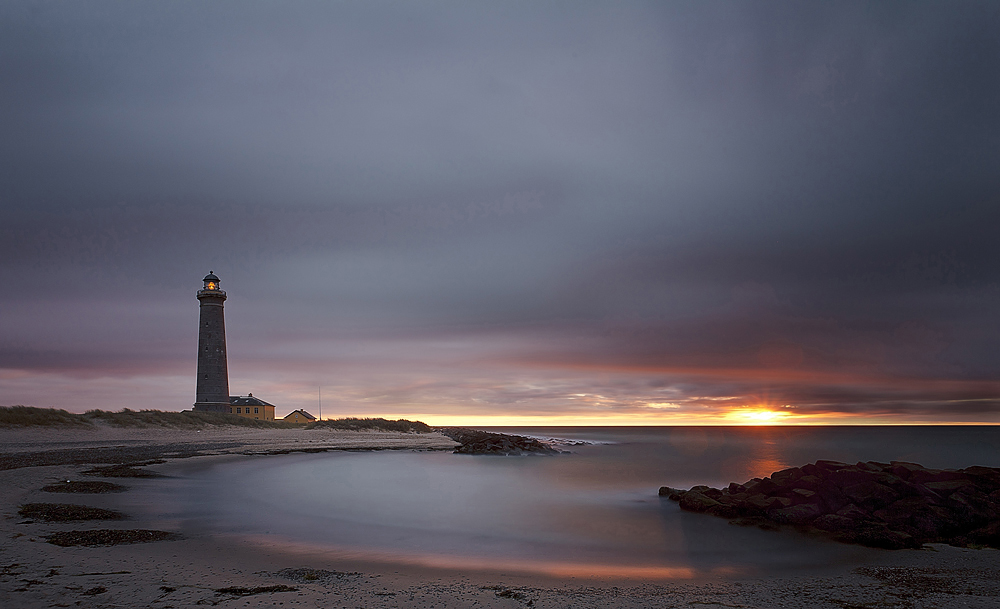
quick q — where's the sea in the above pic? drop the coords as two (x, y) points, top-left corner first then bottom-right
(136, 426), (1000, 579)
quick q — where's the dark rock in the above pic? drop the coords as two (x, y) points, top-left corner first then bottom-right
(847, 524), (920, 550)
(659, 460), (1000, 550)
(813, 514), (856, 532)
(745, 494), (778, 511)
(438, 428), (558, 456)
(964, 466), (1000, 487)
(968, 521), (1000, 546)
(924, 479), (974, 495)
(842, 481), (899, 509)
(702, 487), (724, 500)
(770, 467), (804, 486)
(815, 481), (850, 512)
(814, 460), (850, 471)
(800, 463), (822, 477)
(896, 480), (944, 504)
(770, 503), (822, 524)
(751, 478), (779, 496)
(679, 491), (720, 512)
(908, 468), (966, 485)
(947, 492), (994, 523)
(658, 486), (682, 499)
(835, 503), (869, 520)
(790, 488), (817, 502)
(794, 474), (822, 489)
(828, 467), (883, 488)
(889, 461), (925, 480)
(707, 503), (740, 519)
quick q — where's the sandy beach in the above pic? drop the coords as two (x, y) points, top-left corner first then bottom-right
(2, 424), (999, 608)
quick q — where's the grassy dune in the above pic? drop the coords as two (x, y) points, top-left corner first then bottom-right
(0, 406), (294, 429)
(0, 406), (431, 432)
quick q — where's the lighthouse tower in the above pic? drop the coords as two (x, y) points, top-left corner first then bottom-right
(193, 271), (231, 412)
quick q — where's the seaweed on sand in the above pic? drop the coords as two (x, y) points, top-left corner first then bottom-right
(45, 529), (181, 547)
(41, 480), (127, 493)
(215, 585), (298, 597)
(19, 503), (125, 522)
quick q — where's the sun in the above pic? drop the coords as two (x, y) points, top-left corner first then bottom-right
(727, 407), (793, 424)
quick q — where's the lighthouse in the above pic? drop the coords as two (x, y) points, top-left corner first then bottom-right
(193, 271), (231, 412)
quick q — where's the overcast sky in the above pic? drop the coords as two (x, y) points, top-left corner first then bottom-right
(2, 1), (999, 424)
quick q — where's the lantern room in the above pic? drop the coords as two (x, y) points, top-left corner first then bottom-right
(203, 271), (220, 291)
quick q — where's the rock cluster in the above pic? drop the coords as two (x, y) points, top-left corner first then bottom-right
(660, 460), (1000, 550)
(438, 428), (559, 455)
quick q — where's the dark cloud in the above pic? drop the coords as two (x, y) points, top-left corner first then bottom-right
(2, 1), (998, 420)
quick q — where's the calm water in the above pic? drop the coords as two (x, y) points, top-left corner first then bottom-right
(139, 426), (1000, 579)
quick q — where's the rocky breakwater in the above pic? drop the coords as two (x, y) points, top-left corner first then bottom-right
(438, 428), (560, 455)
(660, 460), (1000, 550)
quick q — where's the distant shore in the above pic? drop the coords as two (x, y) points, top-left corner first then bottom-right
(2, 422), (1000, 608)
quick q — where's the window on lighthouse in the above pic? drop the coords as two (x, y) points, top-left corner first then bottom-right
(206, 282), (217, 290)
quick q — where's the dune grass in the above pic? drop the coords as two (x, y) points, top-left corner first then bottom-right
(0, 405), (91, 427)
(306, 417), (432, 433)
(0, 406), (297, 429)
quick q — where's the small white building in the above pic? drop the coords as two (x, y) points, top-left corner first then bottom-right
(282, 409), (317, 424)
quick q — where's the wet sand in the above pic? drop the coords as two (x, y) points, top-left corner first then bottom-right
(2, 424), (999, 608)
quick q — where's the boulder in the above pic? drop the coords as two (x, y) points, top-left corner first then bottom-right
(924, 479), (974, 495)
(751, 478), (779, 496)
(745, 494), (778, 511)
(889, 461), (926, 480)
(770, 503), (822, 524)
(828, 468), (884, 488)
(968, 521), (1000, 546)
(794, 474), (823, 490)
(835, 503), (869, 520)
(813, 514), (856, 532)
(846, 524), (920, 550)
(678, 491), (720, 512)
(770, 467), (804, 486)
(908, 468), (966, 485)
(814, 481), (849, 512)
(814, 460), (850, 471)
(842, 481), (899, 509)
(790, 488), (817, 502)
(964, 466), (1000, 488)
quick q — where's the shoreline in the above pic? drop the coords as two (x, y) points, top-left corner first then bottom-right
(3, 425), (1000, 607)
